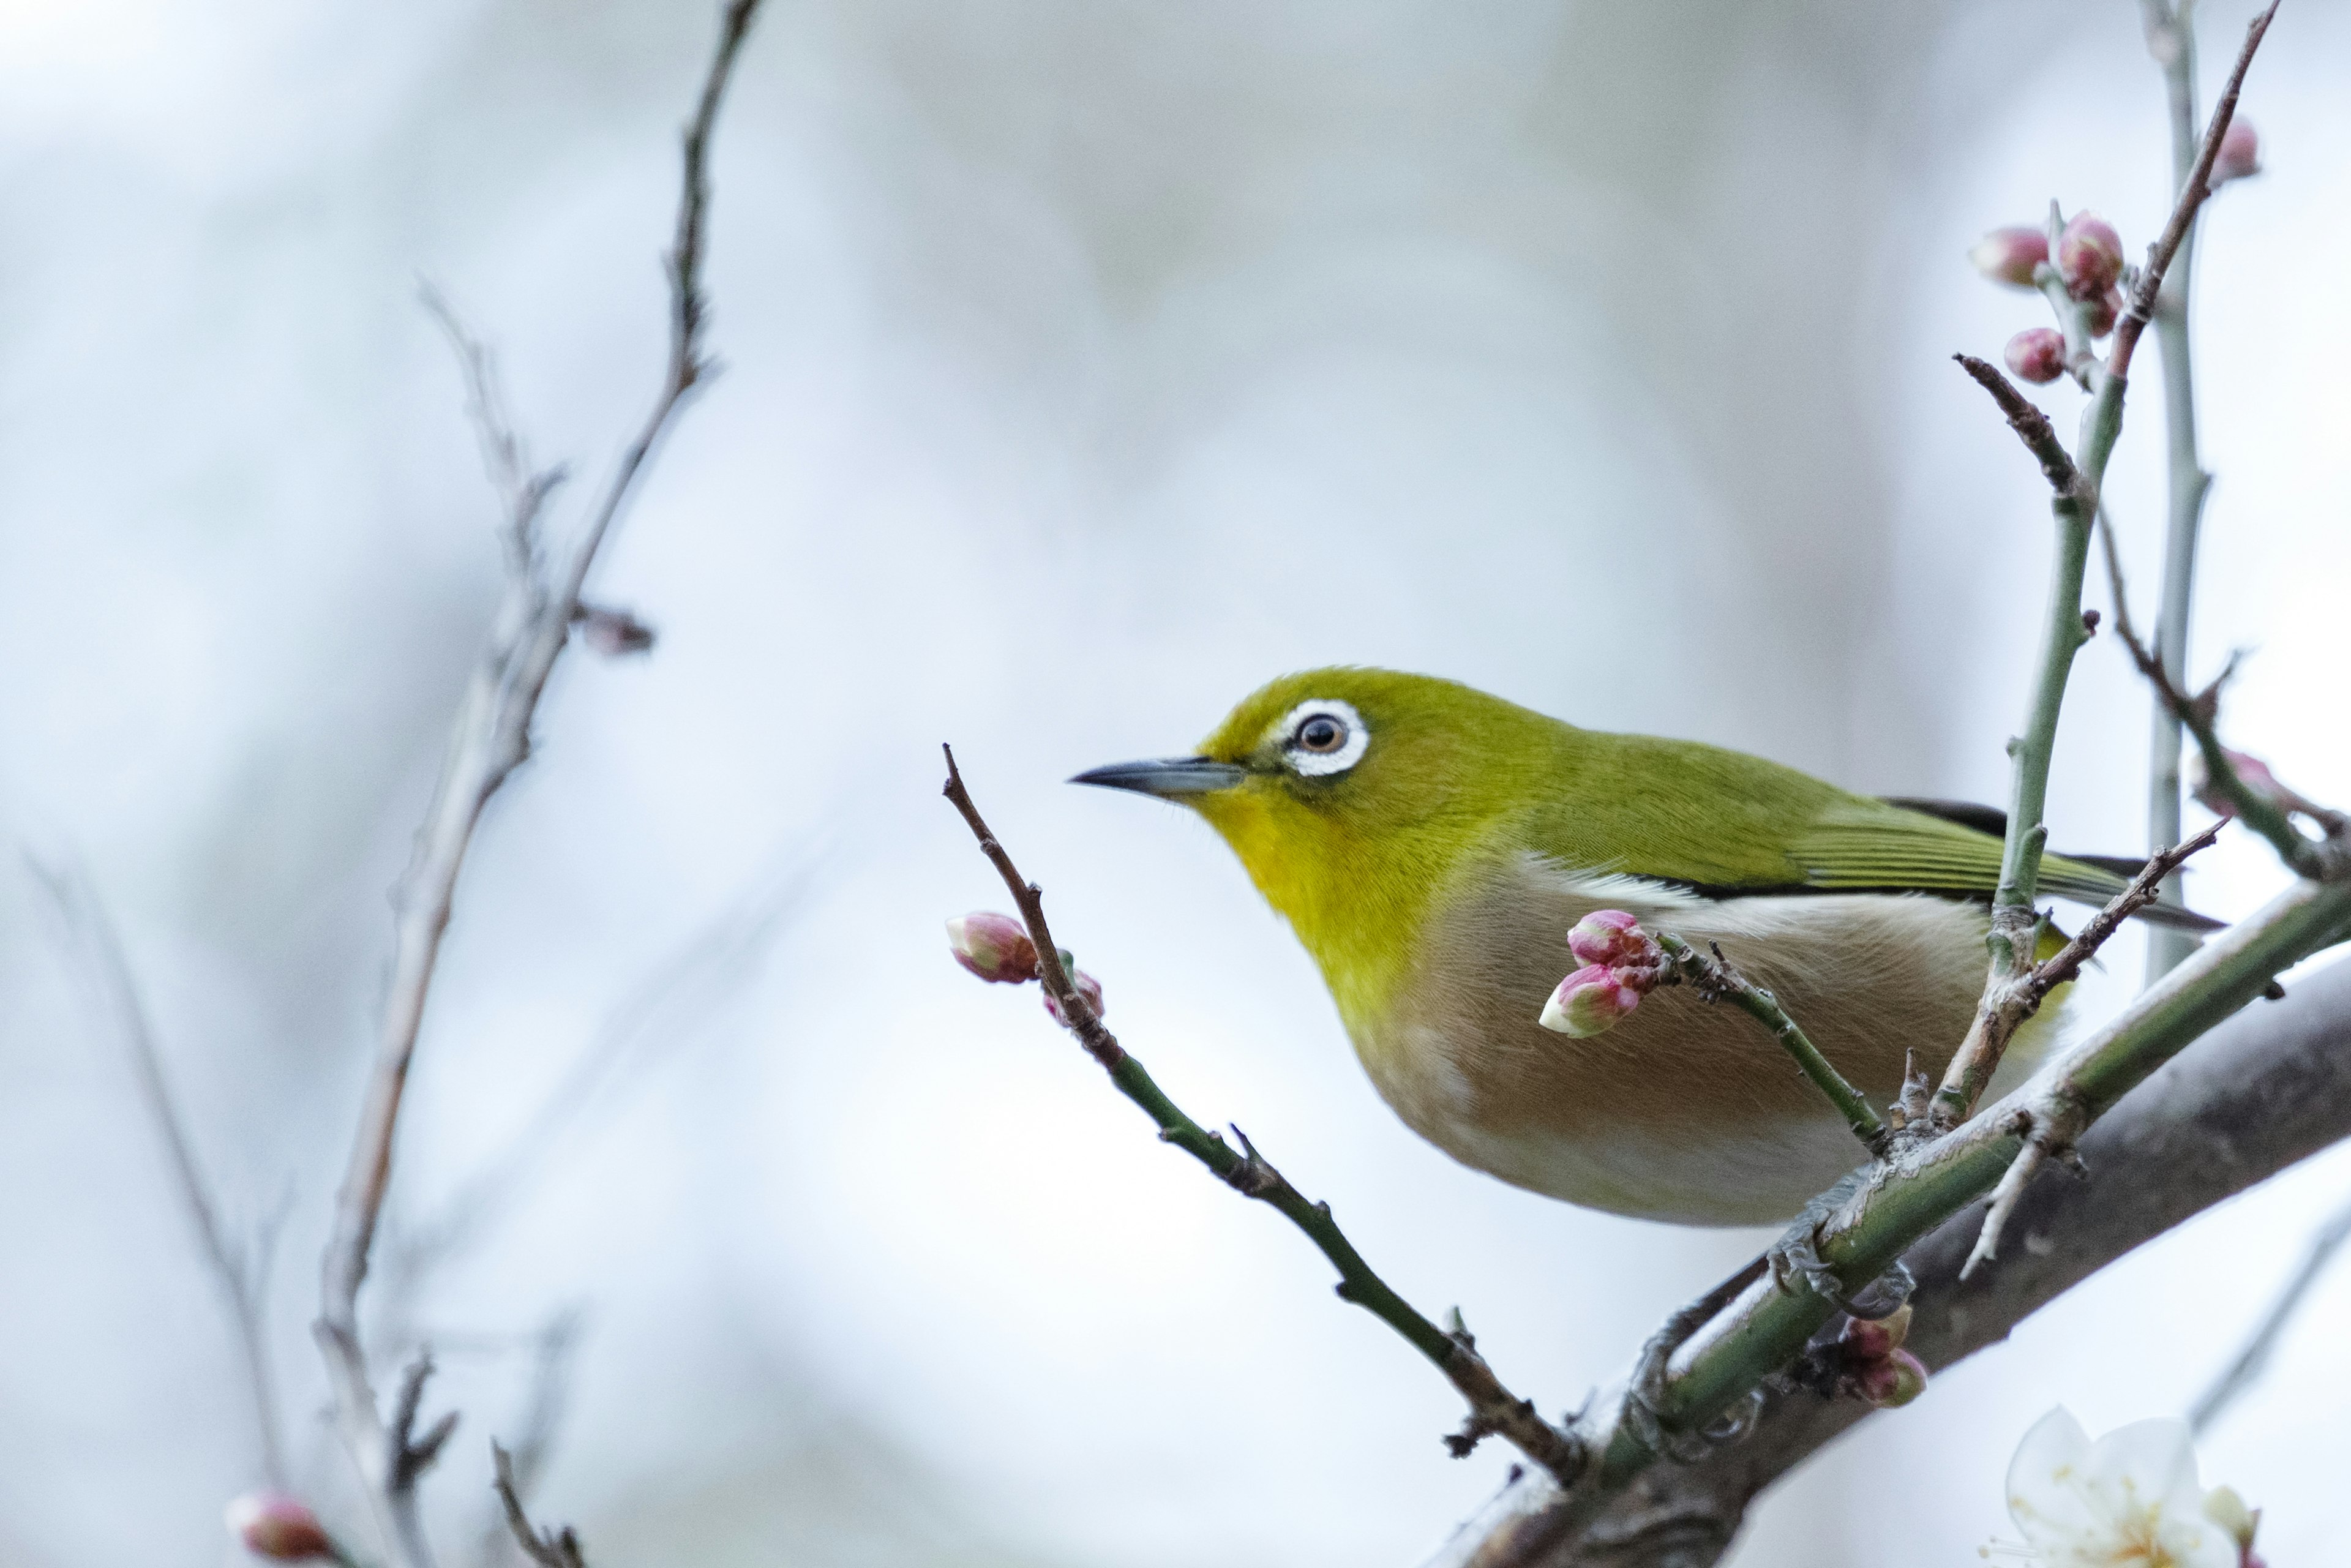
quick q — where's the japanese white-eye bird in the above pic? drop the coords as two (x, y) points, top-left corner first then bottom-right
(1074, 668), (2211, 1227)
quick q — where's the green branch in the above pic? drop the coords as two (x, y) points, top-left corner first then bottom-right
(1653, 934), (1891, 1158)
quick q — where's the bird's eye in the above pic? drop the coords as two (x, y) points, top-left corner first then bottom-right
(1297, 715), (1347, 752)
(1274, 699), (1369, 778)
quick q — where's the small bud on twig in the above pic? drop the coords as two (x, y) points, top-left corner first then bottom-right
(946, 911), (1039, 983)
(2080, 287), (2121, 341)
(573, 602), (657, 656)
(1044, 969), (1105, 1024)
(1567, 908), (1660, 969)
(2186, 746), (2328, 825)
(1850, 1347), (1928, 1408)
(1539, 963), (1648, 1037)
(2003, 328), (2068, 385)
(2213, 119), (2262, 184)
(1837, 1301), (1913, 1362)
(1969, 225), (2050, 290)
(2057, 212), (2125, 299)
(225, 1493), (336, 1562)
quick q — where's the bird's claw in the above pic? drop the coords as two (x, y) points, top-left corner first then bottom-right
(1766, 1179), (1914, 1319)
(1615, 1297), (1765, 1463)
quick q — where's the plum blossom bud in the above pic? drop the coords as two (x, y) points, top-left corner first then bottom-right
(1043, 969), (1104, 1025)
(225, 1493), (334, 1561)
(2213, 119), (2261, 184)
(2058, 212), (2125, 299)
(1539, 964), (1646, 1037)
(946, 912), (1038, 984)
(1968, 225), (2049, 289)
(2004, 328), (2067, 385)
(2203, 1485), (2260, 1556)
(2080, 287), (2121, 340)
(1567, 909), (1659, 969)
(2186, 746), (2309, 822)
(1839, 1302), (1913, 1362)
(1851, 1348), (1929, 1408)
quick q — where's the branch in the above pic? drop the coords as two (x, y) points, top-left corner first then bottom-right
(1931, 2), (2277, 1127)
(312, 7), (765, 1563)
(1480, 871), (2351, 1556)
(1649, 934), (1889, 1158)
(492, 1442), (587, 1568)
(28, 858), (291, 1488)
(2097, 518), (2350, 882)
(2138, 0), (2223, 979)
(940, 748), (1588, 1485)
(2191, 1184), (2351, 1435)
(477, 1315), (583, 1568)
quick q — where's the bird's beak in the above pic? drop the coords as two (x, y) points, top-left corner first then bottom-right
(1069, 756), (1248, 799)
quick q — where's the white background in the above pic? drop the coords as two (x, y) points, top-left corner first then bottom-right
(0, 1), (2345, 1564)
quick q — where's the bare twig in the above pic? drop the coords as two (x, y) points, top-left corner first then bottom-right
(476, 1314), (583, 1568)
(1648, 934), (1889, 1158)
(940, 747), (1588, 1485)
(2097, 517), (2350, 881)
(492, 1442), (587, 1568)
(313, 7), (765, 1563)
(2138, 0), (2223, 978)
(28, 858), (291, 1488)
(2191, 1186), (2351, 1435)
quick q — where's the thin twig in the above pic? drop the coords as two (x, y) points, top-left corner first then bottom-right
(2138, 0), (2222, 980)
(1649, 934), (1889, 1158)
(2097, 519), (2349, 881)
(477, 1314), (583, 1568)
(2191, 1186), (2351, 1434)
(491, 1442), (587, 1568)
(940, 746), (1587, 1486)
(312, 7), (766, 1564)
(28, 858), (292, 1488)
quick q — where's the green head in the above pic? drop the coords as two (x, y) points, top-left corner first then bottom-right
(1073, 668), (1571, 1019)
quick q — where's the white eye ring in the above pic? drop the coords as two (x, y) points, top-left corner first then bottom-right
(1275, 699), (1368, 777)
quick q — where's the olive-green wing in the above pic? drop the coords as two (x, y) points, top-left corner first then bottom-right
(1794, 797), (2219, 931)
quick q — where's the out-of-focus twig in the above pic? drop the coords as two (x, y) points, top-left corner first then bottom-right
(491, 1442), (587, 1568)
(940, 747), (1589, 1485)
(476, 1313), (583, 1568)
(28, 857), (291, 1488)
(2138, 0), (2222, 977)
(313, 7), (767, 1564)
(2191, 1187), (2351, 1435)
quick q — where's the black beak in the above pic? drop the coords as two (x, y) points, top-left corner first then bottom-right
(1070, 757), (1248, 798)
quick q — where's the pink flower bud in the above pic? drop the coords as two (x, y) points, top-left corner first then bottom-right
(2213, 119), (2261, 184)
(1851, 1348), (1929, 1408)
(1539, 964), (1645, 1038)
(947, 912), (1038, 984)
(2058, 212), (2124, 299)
(1567, 909), (1657, 969)
(2188, 747), (2289, 821)
(1043, 969), (1104, 1025)
(225, 1493), (334, 1561)
(2080, 287), (2121, 340)
(1839, 1302), (1913, 1362)
(1968, 225), (2049, 289)
(2004, 328), (2067, 385)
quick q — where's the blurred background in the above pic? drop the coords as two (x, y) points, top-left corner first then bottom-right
(2, 0), (2347, 1562)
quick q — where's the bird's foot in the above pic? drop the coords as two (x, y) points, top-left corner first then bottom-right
(1766, 1172), (1914, 1320)
(1615, 1264), (1767, 1463)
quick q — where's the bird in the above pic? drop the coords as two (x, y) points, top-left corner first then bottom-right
(1072, 667), (2211, 1228)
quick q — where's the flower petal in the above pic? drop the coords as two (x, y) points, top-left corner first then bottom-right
(2007, 1407), (2105, 1550)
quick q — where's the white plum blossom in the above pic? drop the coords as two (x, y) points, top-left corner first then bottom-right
(1992, 1408), (2252, 1568)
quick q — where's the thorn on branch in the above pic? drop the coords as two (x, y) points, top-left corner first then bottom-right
(1962, 1095), (2087, 1281)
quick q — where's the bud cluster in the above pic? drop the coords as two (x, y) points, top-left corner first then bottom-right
(947, 912), (1106, 1023)
(1970, 119), (2261, 389)
(1537, 910), (1666, 1038)
(1836, 1303), (1928, 1409)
